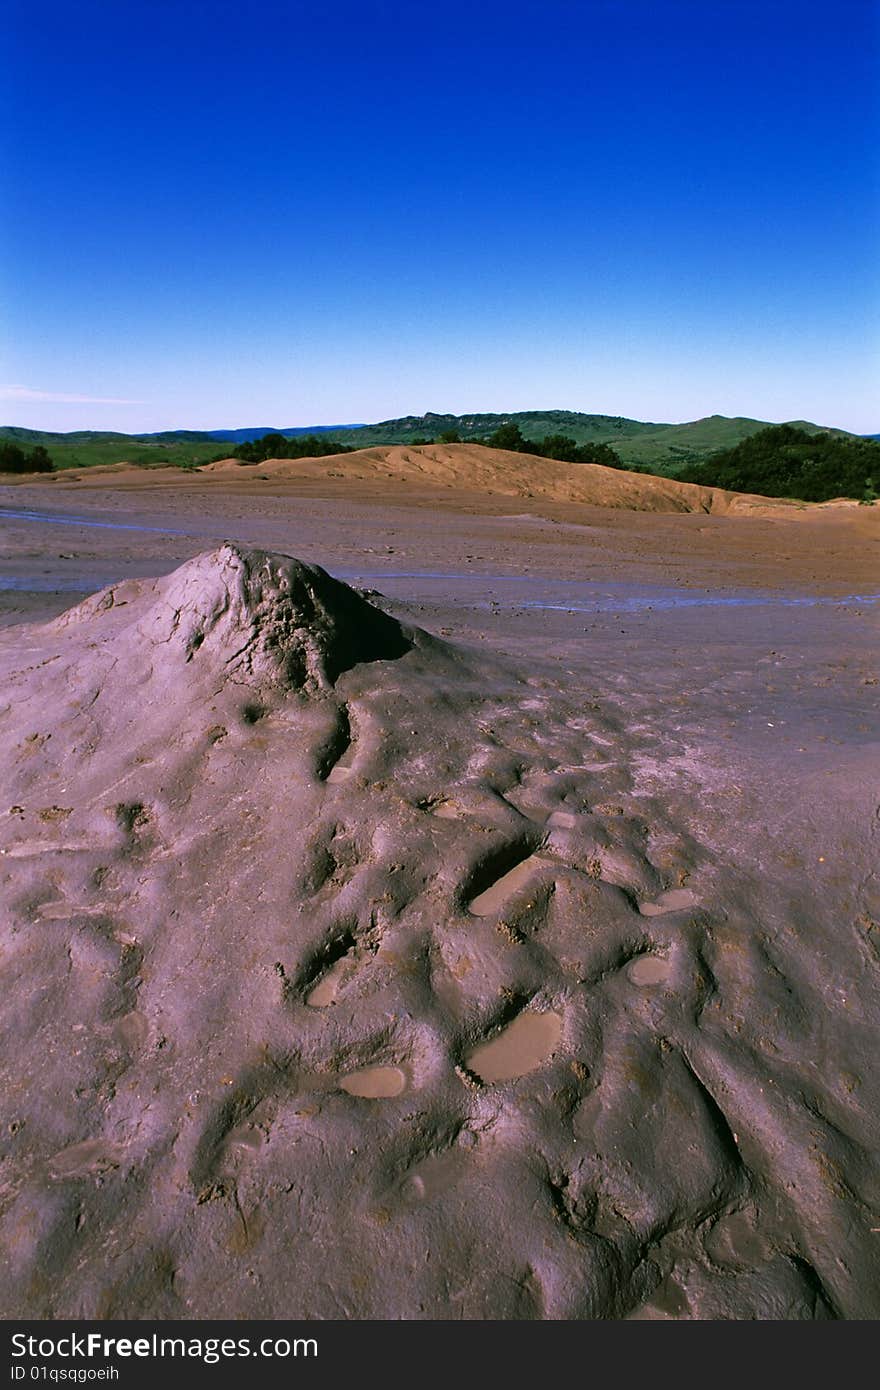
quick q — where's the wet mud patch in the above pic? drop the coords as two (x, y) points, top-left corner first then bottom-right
(465, 1010), (563, 1083)
(339, 1065), (408, 1098)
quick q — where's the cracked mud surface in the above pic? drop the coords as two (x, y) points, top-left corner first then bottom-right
(0, 516), (879, 1319)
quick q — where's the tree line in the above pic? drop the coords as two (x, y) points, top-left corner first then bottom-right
(677, 425), (879, 503)
(220, 433), (355, 464)
(0, 441), (54, 473)
(193, 421), (880, 504)
(231, 422), (628, 469)
(428, 421), (626, 468)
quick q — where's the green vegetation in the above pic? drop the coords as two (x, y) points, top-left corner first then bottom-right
(1, 412), (866, 486)
(320, 411), (855, 473)
(0, 427), (227, 472)
(218, 420), (879, 502)
(219, 433), (354, 464)
(216, 422), (626, 469)
(0, 439), (54, 473)
(478, 421), (624, 467)
(678, 425), (880, 502)
(326, 410), (662, 457)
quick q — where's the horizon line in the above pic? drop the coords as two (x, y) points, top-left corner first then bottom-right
(1, 408), (873, 438)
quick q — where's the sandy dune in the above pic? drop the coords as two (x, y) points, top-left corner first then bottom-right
(1, 544), (878, 1319)
(2, 441), (841, 515)
(199, 442), (758, 513)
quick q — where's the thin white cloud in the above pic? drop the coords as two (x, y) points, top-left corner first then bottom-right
(0, 384), (146, 406)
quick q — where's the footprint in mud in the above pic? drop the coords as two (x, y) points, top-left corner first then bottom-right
(339, 1065), (408, 1098)
(317, 706), (357, 785)
(468, 848), (549, 916)
(469, 857), (545, 915)
(402, 1147), (468, 1203)
(38, 900), (107, 921)
(300, 925), (357, 1006)
(626, 954), (672, 986)
(49, 1139), (125, 1179)
(465, 1010), (562, 1083)
(639, 888), (698, 917)
(702, 1205), (772, 1271)
(629, 1277), (690, 1320)
(325, 746), (357, 785)
(114, 1009), (149, 1050)
(306, 955), (355, 1008)
(226, 1123), (265, 1154)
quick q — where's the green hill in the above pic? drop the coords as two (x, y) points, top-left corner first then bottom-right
(0, 427), (228, 471)
(325, 410), (666, 449)
(313, 411), (854, 472)
(1, 411), (856, 475)
(606, 415), (853, 472)
(678, 425), (880, 503)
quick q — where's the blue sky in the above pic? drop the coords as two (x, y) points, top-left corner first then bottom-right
(2, 0), (877, 433)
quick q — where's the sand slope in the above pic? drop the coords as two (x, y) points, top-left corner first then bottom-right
(199, 440), (866, 516)
(201, 443), (876, 515)
(200, 442), (742, 512)
(4, 442), (872, 521)
(1, 546), (878, 1319)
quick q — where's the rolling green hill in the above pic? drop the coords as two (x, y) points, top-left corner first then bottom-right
(1, 411), (856, 475)
(0, 427), (229, 471)
(325, 410), (666, 450)
(325, 411), (853, 472)
(606, 415), (854, 472)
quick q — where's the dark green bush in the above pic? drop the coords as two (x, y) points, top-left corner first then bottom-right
(0, 441), (54, 473)
(214, 433), (355, 465)
(678, 425), (880, 502)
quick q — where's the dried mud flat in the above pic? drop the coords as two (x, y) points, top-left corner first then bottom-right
(0, 474), (879, 1320)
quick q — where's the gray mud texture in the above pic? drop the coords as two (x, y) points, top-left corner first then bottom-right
(1, 544), (879, 1319)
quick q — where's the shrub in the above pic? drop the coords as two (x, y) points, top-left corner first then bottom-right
(678, 425), (880, 502)
(0, 441), (54, 473)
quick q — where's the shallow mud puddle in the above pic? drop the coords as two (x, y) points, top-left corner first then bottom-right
(627, 954), (672, 985)
(339, 1065), (407, 1098)
(341, 567), (880, 614)
(466, 1010), (562, 1082)
(306, 956), (352, 1007)
(403, 1148), (467, 1201)
(0, 575), (117, 593)
(639, 888), (698, 916)
(468, 854), (546, 916)
(325, 744), (357, 785)
(546, 809), (582, 829)
(0, 507), (194, 537)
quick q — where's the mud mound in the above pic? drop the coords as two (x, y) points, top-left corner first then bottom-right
(201, 443), (736, 513)
(5, 444), (820, 515)
(0, 548), (877, 1319)
(55, 544), (411, 691)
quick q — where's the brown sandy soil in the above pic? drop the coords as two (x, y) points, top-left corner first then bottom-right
(200, 443), (739, 513)
(4, 438), (874, 521)
(2, 445), (879, 600)
(0, 466), (878, 1320)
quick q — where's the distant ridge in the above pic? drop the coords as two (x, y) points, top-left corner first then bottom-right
(322, 411), (854, 473)
(0, 411), (856, 475)
(134, 424), (367, 444)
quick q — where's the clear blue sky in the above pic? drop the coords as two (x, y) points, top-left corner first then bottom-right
(2, 0), (877, 433)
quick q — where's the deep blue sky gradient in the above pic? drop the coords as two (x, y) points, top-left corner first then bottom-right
(2, 0), (877, 431)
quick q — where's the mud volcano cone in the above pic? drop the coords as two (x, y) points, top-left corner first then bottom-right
(0, 547), (876, 1320)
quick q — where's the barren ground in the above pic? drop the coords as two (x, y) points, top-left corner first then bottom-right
(0, 460), (878, 1319)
